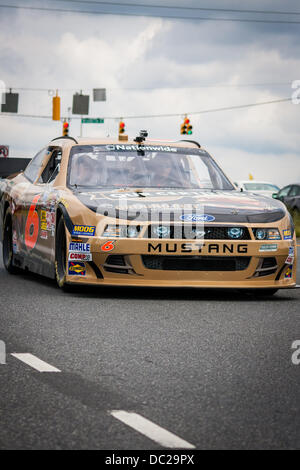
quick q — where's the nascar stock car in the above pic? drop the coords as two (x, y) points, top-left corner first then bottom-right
(0, 131), (297, 295)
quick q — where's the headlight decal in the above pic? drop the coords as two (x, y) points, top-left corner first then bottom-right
(253, 228), (281, 240)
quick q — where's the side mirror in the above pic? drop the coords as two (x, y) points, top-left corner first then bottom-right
(272, 193), (278, 199)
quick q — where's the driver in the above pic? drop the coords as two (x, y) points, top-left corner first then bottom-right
(150, 154), (182, 187)
(74, 155), (97, 186)
(126, 157), (149, 186)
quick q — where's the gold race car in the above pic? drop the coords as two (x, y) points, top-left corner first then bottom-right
(0, 132), (297, 295)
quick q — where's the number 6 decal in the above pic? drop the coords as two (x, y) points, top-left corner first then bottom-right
(25, 194), (41, 250)
(101, 240), (115, 252)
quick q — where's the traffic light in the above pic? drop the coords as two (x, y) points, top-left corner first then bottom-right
(180, 117), (192, 135)
(52, 93), (60, 121)
(119, 121), (125, 134)
(180, 121), (187, 135)
(186, 119), (193, 135)
(63, 121), (69, 136)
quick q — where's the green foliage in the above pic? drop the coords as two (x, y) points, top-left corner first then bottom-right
(291, 210), (300, 237)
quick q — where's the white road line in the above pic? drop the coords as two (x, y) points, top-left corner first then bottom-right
(11, 353), (61, 372)
(110, 410), (195, 449)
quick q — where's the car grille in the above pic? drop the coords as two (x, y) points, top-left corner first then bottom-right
(103, 255), (131, 274)
(255, 257), (278, 277)
(145, 225), (251, 240)
(142, 255), (251, 271)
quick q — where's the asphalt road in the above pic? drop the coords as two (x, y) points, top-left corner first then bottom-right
(0, 247), (299, 450)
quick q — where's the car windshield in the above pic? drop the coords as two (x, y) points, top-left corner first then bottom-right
(244, 183), (280, 191)
(68, 145), (234, 190)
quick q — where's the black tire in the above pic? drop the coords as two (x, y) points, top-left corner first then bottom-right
(55, 216), (68, 289)
(244, 288), (278, 297)
(3, 209), (18, 274)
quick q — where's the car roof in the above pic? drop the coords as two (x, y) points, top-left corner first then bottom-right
(49, 136), (202, 150)
(237, 180), (279, 185)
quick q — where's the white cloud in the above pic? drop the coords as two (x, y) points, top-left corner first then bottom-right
(0, 6), (299, 186)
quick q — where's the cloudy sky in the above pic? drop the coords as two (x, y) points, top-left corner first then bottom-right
(0, 0), (300, 186)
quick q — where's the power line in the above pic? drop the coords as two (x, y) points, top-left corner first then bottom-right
(0, 97), (292, 120)
(5, 83), (293, 92)
(51, 0), (300, 16)
(1, 3), (300, 23)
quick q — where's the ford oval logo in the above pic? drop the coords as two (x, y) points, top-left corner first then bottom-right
(180, 214), (215, 222)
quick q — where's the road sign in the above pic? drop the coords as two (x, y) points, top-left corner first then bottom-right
(0, 145), (9, 158)
(73, 94), (89, 115)
(1, 93), (19, 113)
(81, 118), (104, 124)
(93, 89), (106, 102)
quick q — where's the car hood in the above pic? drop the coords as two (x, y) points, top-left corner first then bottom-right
(244, 190), (277, 198)
(74, 188), (286, 223)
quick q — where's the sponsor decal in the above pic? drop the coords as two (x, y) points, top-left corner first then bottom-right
(105, 144), (176, 152)
(68, 242), (92, 261)
(285, 266), (293, 279)
(180, 214), (215, 222)
(40, 230), (48, 240)
(268, 229), (281, 240)
(68, 262), (86, 276)
(285, 246), (295, 265)
(283, 229), (292, 240)
(101, 240), (115, 252)
(12, 230), (18, 254)
(259, 244), (278, 252)
(40, 210), (47, 231)
(147, 242), (248, 254)
(72, 225), (96, 236)
(69, 252), (92, 262)
(69, 242), (91, 253)
(46, 210), (55, 231)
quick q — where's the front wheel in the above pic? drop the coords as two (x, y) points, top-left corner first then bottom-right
(3, 209), (18, 274)
(55, 216), (68, 289)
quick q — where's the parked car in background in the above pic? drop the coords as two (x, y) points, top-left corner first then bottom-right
(235, 181), (280, 198)
(272, 184), (300, 213)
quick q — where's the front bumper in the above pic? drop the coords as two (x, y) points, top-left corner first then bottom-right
(65, 237), (297, 289)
